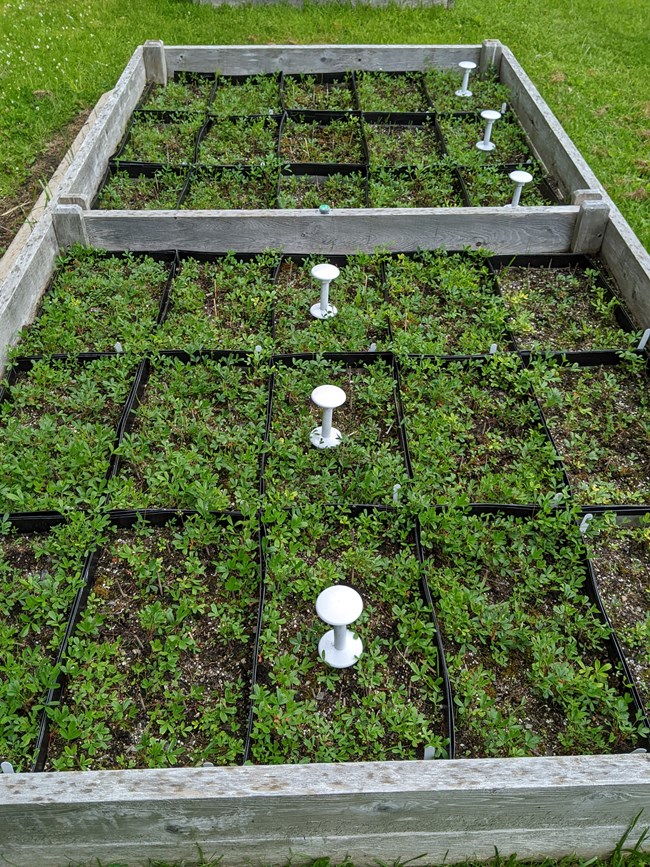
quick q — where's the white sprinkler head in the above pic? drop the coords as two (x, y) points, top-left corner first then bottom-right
(476, 109), (501, 152)
(506, 170), (534, 207)
(310, 262), (340, 320)
(456, 60), (477, 97)
(310, 384), (346, 449)
(316, 585), (364, 668)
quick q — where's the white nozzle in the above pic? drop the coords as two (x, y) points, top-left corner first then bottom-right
(456, 61), (477, 98)
(316, 585), (364, 668)
(507, 170), (533, 207)
(310, 263), (340, 319)
(310, 384), (346, 449)
(476, 109), (501, 152)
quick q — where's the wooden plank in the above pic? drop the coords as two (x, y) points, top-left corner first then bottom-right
(143, 39), (167, 85)
(499, 46), (597, 198)
(58, 46), (146, 206)
(164, 44), (482, 75)
(52, 204), (89, 248)
(570, 199), (609, 255)
(0, 215), (59, 372)
(84, 206), (578, 255)
(479, 39), (502, 77)
(601, 216), (650, 327)
(1, 756), (649, 866)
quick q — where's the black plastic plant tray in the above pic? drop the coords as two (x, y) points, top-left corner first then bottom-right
(582, 508), (650, 742)
(108, 351), (270, 510)
(178, 165), (279, 210)
(436, 110), (535, 165)
(355, 71), (433, 114)
(209, 72), (282, 117)
(280, 71), (359, 114)
(458, 162), (559, 208)
(489, 253), (638, 348)
(135, 72), (217, 115)
(418, 503), (648, 758)
(195, 114), (281, 168)
(367, 163), (468, 208)
(261, 352), (409, 508)
(394, 353), (570, 503)
(362, 113), (446, 168)
(92, 162), (190, 210)
(0, 513), (99, 774)
(279, 110), (368, 168)
(32, 508), (262, 772)
(252, 503), (454, 763)
(277, 164), (369, 209)
(113, 110), (203, 165)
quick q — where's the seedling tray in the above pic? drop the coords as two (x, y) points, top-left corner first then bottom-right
(280, 71), (359, 113)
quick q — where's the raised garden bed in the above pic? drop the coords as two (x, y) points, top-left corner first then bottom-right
(2, 41), (650, 867)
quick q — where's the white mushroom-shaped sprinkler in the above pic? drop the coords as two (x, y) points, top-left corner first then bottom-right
(476, 109), (501, 152)
(316, 585), (364, 668)
(506, 170), (533, 207)
(310, 384), (346, 449)
(310, 262), (340, 319)
(456, 61), (477, 97)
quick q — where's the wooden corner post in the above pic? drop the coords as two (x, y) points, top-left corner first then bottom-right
(480, 39), (502, 77)
(52, 205), (89, 248)
(143, 40), (167, 85)
(570, 193), (610, 254)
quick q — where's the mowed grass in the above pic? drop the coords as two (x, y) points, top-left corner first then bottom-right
(0, 0), (648, 250)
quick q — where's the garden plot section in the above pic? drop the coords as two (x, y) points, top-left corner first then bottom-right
(272, 254), (388, 353)
(155, 252), (278, 352)
(110, 355), (269, 512)
(44, 512), (261, 771)
(16, 247), (172, 356)
(383, 250), (511, 355)
(0, 515), (98, 772)
(399, 355), (566, 505)
(0, 356), (134, 514)
(586, 511), (650, 724)
(263, 355), (408, 507)
(420, 506), (647, 759)
(491, 254), (639, 354)
(533, 356), (650, 506)
(250, 507), (449, 763)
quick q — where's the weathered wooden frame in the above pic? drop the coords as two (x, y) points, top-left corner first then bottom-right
(2, 42), (650, 866)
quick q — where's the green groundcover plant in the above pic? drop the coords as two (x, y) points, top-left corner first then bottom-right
(0, 356), (134, 513)
(140, 74), (214, 113)
(118, 113), (202, 164)
(109, 356), (269, 513)
(16, 246), (170, 356)
(46, 514), (260, 771)
(0, 513), (105, 771)
(586, 512), (650, 714)
(282, 74), (356, 112)
(355, 71), (430, 112)
(419, 504), (648, 758)
(250, 506), (448, 763)
(210, 73), (281, 117)
(96, 167), (186, 210)
(263, 357), (409, 507)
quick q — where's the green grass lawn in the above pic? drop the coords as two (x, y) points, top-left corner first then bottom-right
(0, 0), (648, 251)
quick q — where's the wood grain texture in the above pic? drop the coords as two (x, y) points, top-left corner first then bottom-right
(479, 39), (502, 77)
(143, 39), (167, 85)
(52, 204), (89, 248)
(84, 206), (577, 255)
(59, 46), (146, 203)
(601, 217), (650, 327)
(1, 756), (649, 866)
(571, 199), (609, 254)
(0, 215), (59, 372)
(164, 44), (482, 75)
(499, 47), (597, 198)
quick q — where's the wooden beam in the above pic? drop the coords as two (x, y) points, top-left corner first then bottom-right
(58, 46), (146, 207)
(52, 204), (88, 248)
(570, 199), (609, 255)
(499, 46), (597, 198)
(84, 206), (578, 255)
(601, 216), (650, 327)
(164, 44), (482, 75)
(1, 755), (649, 866)
(143, 39), (167, 85)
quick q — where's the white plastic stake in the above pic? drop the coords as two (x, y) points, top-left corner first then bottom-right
(638, 328), (650, 351)
(369, 342), (377, 352)
(310, 263), (340, 319)
(579, 513), (594, 535)
(316, 585), (364, 668)
(423, 746), (436, 760)
(393, 483), (401, 504)
(1, 762), (14, 774)
(310, 384), (346, 449)
(489, 343), (498, 355)
(476, 109), (501, 152)
(455, 61), (477, 97)
(507, 170), (533, 207)
(501, 102), (508, 115)
(114, 341), (123, 353)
